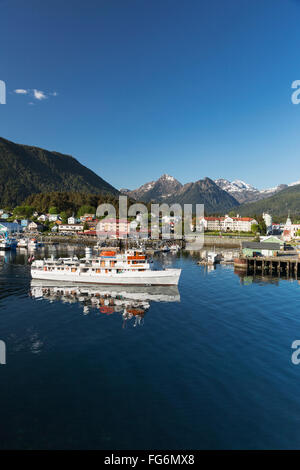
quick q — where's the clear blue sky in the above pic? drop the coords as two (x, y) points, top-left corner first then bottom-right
(1, 0), (300, 190)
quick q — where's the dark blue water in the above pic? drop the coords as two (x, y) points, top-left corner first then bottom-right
(1, 247), (300, 449)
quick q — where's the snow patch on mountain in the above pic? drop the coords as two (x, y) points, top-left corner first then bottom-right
(215, 179), (287, 204)
(160, 174), (176, 182)
(215, 178), (258, 193)
(288, 180), (300, 187)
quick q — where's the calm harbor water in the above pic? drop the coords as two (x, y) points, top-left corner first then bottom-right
(1, 246), (300, 449)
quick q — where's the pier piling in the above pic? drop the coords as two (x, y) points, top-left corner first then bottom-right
(234, 255), (300, 279)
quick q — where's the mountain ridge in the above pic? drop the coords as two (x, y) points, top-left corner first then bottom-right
(0, 137), (119, 207)
(238, 183), (300, 218)
(214, 178), (288, 203)
(122, 174), (299, 208)
(121, 175), (239, 214)
(1, 135), (299, 216)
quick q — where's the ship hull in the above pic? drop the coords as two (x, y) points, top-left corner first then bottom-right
(31, 268), (181, 286)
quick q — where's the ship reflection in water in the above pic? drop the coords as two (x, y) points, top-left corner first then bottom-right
(30, 280), (180, 327)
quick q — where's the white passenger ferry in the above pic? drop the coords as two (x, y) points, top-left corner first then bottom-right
(31, 249), (181, 286)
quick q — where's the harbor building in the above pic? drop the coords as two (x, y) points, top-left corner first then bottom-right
(58, 224), (84, 233)
(242, 241), (281, 257)
(198, 215), (258, 232)
(260, 235), (285, 247)
(0, 221), (22, 234)
(97, 218), (130, 239)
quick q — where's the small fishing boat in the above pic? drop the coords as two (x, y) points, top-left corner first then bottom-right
(170, 244), (179, 252)
(0, 238), (11, 250)
(197, 251), (221, 266)
(207, 252), (219, 265)
(17, 238), (28, 248)
(0, 233), (17, 250)
(28, 238), (38, 250)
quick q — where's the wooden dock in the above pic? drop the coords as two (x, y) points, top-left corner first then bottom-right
(234, 256), (300, 277)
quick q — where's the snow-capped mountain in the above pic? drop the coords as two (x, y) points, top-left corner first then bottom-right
(288, 180), (300, 187)
(214, 179), (261, 203)
(121, 175), (238, 212)
(121, 174), (182, 202)
(259, 184), (288, 196)
(214, 179), (289, 203)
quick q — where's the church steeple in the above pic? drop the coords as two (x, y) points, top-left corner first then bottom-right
(286, 211), (292, 226)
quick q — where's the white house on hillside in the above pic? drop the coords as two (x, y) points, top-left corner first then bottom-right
(48, 214), (61, 222)
(27, 221), (44, 232)
(38, 214), (48, 222)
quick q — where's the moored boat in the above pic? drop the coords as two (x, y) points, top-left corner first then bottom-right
(31, 248), (181, 286)
(0, 234), (17, 250)
(0, 238), (11, 250)
(28, 238), (38, 250)
(170, 244), (179, 252)
(234, 258), (247, 270)
(207, 251), (219, 265)
(17, 238), (28, 248)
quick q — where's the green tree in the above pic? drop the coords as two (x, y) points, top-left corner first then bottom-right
(77, 205), (96, 218)
(49, 206), (59, 214)
(13, 205), (35, 218)
(228, 210), (236, 217)
(60, 211), (68, 223)
(258, 220), (267, 235)
(251, 223), (259, 234)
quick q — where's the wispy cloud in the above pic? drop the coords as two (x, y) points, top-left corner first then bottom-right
(14, 89), (28, 94)
(13, 88), (58, 102)
(33, 89), (47, 100)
